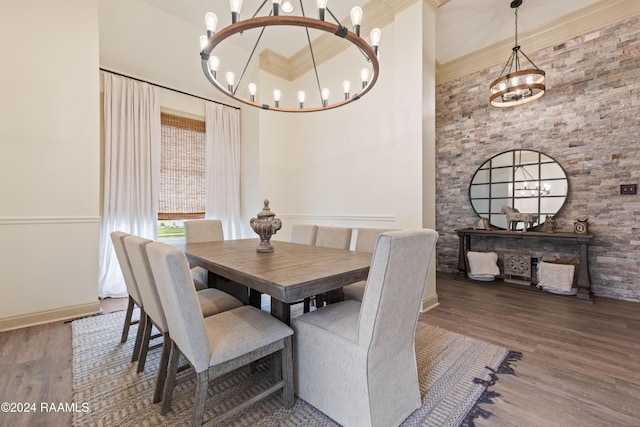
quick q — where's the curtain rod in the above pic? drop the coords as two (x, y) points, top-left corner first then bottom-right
(99, 68), (240, 110)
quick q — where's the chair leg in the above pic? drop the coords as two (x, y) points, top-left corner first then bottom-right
(281, 336), (294, 409)
(161, 340), (180, 416)
(153, 332), (171, 404)
(120, 296), (135, 343)
(137, 314), (153, 372)
(303, 298), (310, 313)
(131, 308), (146, 363)
(193, 370), (209, 427)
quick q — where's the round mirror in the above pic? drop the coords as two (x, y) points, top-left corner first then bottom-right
(469, 150), (568, 230)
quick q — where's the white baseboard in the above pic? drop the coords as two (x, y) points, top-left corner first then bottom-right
(420, 293), (440, 313)
(0, 301), (101, 332)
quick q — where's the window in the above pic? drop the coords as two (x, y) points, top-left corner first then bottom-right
(158, 113), (206, 241)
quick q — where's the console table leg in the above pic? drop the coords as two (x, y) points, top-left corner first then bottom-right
(457, 234), (467, 277)
(576, 241), (593, 303)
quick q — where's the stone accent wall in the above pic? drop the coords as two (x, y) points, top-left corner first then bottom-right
(435, 16), (640, 302)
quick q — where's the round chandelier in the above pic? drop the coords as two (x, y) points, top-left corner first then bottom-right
(199, 1), (381, 113)
(489, 0), (545, 107)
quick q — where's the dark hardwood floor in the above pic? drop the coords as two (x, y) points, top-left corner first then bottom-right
(421, 274), (640, 427)
(1, 274), (639, 426)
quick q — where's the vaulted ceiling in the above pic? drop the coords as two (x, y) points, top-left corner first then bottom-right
(139, 0), (638, 83)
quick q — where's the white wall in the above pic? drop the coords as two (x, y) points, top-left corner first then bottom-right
(0, 0), (101, 329)
(254, 2), (439, 309)
(0, 0), (439, 328)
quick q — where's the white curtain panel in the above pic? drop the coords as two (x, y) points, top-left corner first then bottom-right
(98, 73), (160, 297)
(204, 102), (242, 240)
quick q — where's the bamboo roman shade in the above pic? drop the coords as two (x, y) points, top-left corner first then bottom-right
(158, 113), (206, 220)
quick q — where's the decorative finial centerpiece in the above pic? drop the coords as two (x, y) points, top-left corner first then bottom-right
(250, 199), (282, 253)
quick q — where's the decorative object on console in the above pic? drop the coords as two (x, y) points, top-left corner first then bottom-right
(489, 0), (545, 107)
(536, 260), (577, 295)
(199, 1), (380, 112)
(501, 205), (537, 232)
(250, 199), (282, 253)
(574, 218), (589, 235)
(542, 215), (555, 233)
(466, 251), (500, 281)
(503, 253), (532, 286)
(476, 217), (491, 230)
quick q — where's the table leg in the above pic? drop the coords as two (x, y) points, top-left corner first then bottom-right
(270, 298), (291, 325)
(326, 288), (344, 305)
(249, 289), (262, 309)
(576, 241), (593, 303)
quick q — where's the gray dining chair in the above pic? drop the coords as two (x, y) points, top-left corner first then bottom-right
(313, 226), (353, 309)
(110, 231), (146, 362)
(184, 219), (224, 290)
(289, 224), (318, 312)
(315, 225), (352, 250)
(293, 229), (439, 427)
(343, 227), (398, 302)
(185, 218), (250, 304)
(146, 241), (294, 426)
(123, 235), (243, 403)
(289, 224), (318, 245)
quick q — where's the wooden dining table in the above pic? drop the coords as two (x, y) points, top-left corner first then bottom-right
(184, 238), (372, 324)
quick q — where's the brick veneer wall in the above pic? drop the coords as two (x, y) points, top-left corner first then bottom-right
(435, 16), (640, 302)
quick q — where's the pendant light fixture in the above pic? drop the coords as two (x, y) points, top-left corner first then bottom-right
(199, 1), (381, 113)
(489, 0), (545, 107)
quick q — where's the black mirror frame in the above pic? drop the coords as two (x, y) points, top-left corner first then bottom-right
(468, 149), (569, 230)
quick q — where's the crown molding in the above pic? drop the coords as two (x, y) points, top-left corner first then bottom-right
(437, 0), (640, 85)
(422, 0), (451, 12)
(261, 0), (420, 80)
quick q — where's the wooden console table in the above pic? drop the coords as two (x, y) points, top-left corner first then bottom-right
(456, 228), (594, 302)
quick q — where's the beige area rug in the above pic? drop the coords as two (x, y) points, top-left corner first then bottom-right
(72, 309), (516, 426)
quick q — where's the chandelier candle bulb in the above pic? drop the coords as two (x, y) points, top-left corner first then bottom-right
(199, 35), (208, 51)
(351, 6), (362, 36)
(281, 1), (294, 13)
(248, 83), (257, 102)
(370, 28), (381, 55)
(272, 0), (281, 16)
(273, 89), (281, 108)
(322, 88), (330, 107)
(343, 80), (351, 100)
(361, 68), (370, 89)
(297, 90), (305, 109)
(225, 71), (235, 92)
(205, 12), (217, 37)
(316, 0), (328, 20)
(230, 0), (243, 23)
(208, 56), (219, 78)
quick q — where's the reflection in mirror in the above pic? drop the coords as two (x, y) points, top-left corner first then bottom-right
(469, 150), (568, 230)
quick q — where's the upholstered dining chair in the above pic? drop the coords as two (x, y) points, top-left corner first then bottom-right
(123, 235), (243, 403)
(314, 225), (352, 250)
(184, 219), (224, 290)
(343, 227), (398, 302)
(288, 224), (318, 312)
(146, 241), (294, 426)
(289, 224), (318, 245)
(293, 229), (439, 427)
(312, 226), (353, 309)
(110, 231), (146, 362)
(185, 219), (250, 304)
